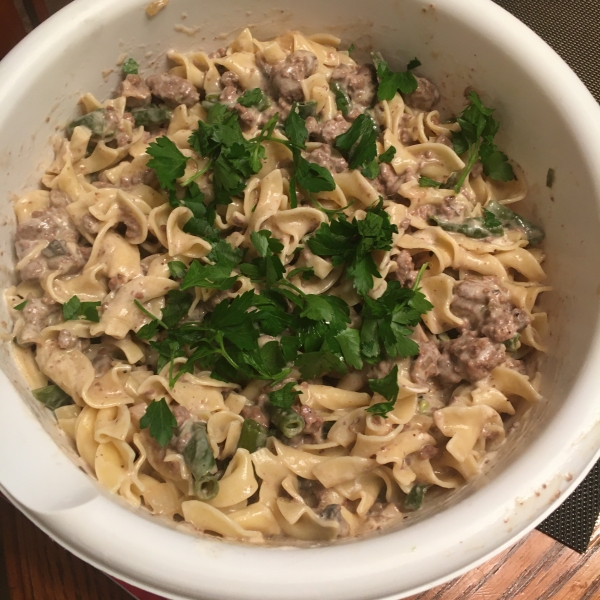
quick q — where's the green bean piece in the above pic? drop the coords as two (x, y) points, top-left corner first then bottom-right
(131, 105), (173, 128)
(269, 406), (305, 438)
(417, 399), (430, 414)
(431, 216), (503, 239)
(193, 475), (220, 501)
(32, 385), (73, 410)
(404, 483), (429, 510)
(182, 422), (216, 481)
(296, 101), (318, 119)
(329, 82), (350, 117)
(66, 109), (110, 139)
(485, 200), (545, 245)
(504, 335), (521, 352)
(237, 418), (268, 453)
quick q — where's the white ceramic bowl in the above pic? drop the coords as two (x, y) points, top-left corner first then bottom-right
(1, 0), (600, 598)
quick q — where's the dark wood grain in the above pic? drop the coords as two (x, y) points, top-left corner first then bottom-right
(2, 497), (600, 600)
(0, 501), (132, 600)
(0, 0), (27, 59)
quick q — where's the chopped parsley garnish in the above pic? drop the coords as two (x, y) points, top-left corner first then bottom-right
(279, 103), (336, 207)
(139, 398), (177, 448)
(451, 91), (515, 192)
(334, 113), (378, 171)
(334, 328), (363, 370)
(372, 53), (419, 101)
(378, 146), (396, 163)
(307, 199), (398, 296)
(14, 300), (27, 311)
(180, 240), (243, 291)
(239, 231), (285, 287)
(238, 88), (270, 110)
(366, 365), (400, 417)
(146, 136), (188, 191)
(188, 103), (266, 205)
(168, 261), (188, 279)
(268, 382), (300, 409)
(122, 57), (139, 75)
(147, 102), (335, 213)
(137, 88), (435, 391)
(62, 296), (101, 322)
(404, 484), (429, 510)
(360, 279), (433, 364)
(330, 82), (350, 117)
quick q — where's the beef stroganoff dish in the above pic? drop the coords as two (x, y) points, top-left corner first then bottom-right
(8, 29), (549, 543)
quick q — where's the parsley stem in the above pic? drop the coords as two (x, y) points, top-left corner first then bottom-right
(277, 278), (306, 297)
(307, 192), (351, 217)
(260, 135), (304, 152)
(134, 300), (168, 329)
(412, 262), (429, 291)
(182, 159), (213, 187)
(453, 140), (480, 193)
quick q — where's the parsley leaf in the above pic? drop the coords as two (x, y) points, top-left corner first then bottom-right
(238, 88), (269, 110)
(296, 157), (336, 192)
(419, 176), (442, 188)
(268, 382), (300, 409)
(330, 82), (350, 117)
(307, 199), (398, 296)
(188, 104), (265, 205)
(283, 106), (309, 148)
(483, 208), (503, 231)
(14, 300), (27, 311)
(168, 261), (188, 279)
(451, 91), (515, 192)
(295, 351), (347, 379)
(180, 240), (243, 291)
(280, 105), (335, 205)
(334, 113), (378, 170)
(146, 136), (188, 191)
(360, 281), (432, 363)
(335, 328), (363, 370)
(122, 58), (139, 75)
(361, 157), (379, 180)
(287, 266), (315, 280)
(62, 296), (101, 322)
(172, 183), (220, 243)
(406, 57), (421, 71)
(372, 53), (419, 101)
(378, 146), (396, 163)
(139, 398), (177, 448)
(405, 483), (429, 510)
(366, 365), (400, 417)
(162, 289), (194, 328)
(239, 231), (285, 287)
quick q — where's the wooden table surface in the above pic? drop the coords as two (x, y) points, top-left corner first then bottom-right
(1, 497), (599, 600)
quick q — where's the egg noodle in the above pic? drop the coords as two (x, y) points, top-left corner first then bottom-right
(8, 29), (549, 543)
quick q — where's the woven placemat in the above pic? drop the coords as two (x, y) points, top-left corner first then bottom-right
(494, 0), (600, 103)
(494, 0), (600, 553)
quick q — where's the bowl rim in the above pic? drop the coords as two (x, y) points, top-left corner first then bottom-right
(2, 0), (600, 598)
